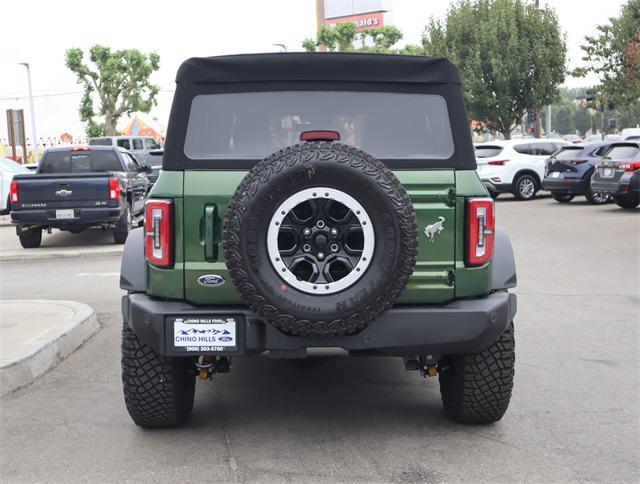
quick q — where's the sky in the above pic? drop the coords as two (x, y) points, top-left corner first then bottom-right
(0, 0), (627, 140)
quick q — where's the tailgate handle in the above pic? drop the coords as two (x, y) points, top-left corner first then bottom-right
(204, 205), (220, 261)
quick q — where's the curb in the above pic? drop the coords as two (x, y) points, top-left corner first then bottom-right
(0, 247), (123, 262)
(0, 300), (100, 395)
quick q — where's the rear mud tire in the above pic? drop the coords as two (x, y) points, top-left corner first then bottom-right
(439, 321), (515, 424)
(224, 142), (418, 338)
(551, 192), (574, 203)
(113, 205), (132, 244)
(614, 195), (639, 209)
(121, 321), (196, 428)
(585, 185), (609, 205)
(18, 227), (42, 248)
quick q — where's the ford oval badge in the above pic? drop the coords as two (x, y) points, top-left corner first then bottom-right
(197, 274), (225, 287)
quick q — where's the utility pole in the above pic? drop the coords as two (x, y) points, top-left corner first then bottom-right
(546, 105), (552, 136)
(19, 63), (38, 162)
(316, 0), (327, 52)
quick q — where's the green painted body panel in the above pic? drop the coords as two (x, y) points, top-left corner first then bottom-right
(453, 170), (492, 298)
(146, 168), (493, 303)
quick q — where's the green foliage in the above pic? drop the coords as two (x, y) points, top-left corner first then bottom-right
(303, 24), (405, 53)
(65, 45), (160, 136)
(574, 107), (592, 136)
(421, 0), (567, 139)
(554, 105), (576, 134)
(574, 0), (640, 109)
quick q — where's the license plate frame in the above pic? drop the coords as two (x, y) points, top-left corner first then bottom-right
(55, 209), (75, 219)
(602, 168), (614, 177)
(168, 315), (242, 355)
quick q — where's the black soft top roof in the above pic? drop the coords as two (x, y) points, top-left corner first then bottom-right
(176, 52), (461, 85)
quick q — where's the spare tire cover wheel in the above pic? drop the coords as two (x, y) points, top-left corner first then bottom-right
(224, 142), (418, 337)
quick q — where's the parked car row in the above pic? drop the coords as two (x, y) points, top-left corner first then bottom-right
(8, 145), (154, 248)
(475, 138), (640, 209)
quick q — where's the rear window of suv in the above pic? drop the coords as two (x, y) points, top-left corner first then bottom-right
(553, 146), (584, 159)
(39, 150), (123, 173)
(604, 145), (640, 159)
(184, 91), (455, 161)
(475, 145), (503, 158)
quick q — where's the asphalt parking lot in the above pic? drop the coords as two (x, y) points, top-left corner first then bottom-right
(0, 194), (638, 482)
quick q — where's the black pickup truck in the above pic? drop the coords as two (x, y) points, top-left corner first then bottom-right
(9, 146), (151, 248)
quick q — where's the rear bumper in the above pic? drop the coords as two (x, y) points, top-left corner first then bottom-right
(591, 172), (640, 196)
(542, 177), (588, 194)
(122, 291), (517, 358)
(10, 206), (123, 227)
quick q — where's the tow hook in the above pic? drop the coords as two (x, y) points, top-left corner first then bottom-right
(420, 355), (439, 378)
(404, 355), (439, 378)
(195, 356), (231, 380)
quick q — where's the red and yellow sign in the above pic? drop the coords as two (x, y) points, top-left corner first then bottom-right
(324, 11), (384, 32)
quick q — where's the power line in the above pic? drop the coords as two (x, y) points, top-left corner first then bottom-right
(0, 91), (81, 101)
(0, 88), (175, 102)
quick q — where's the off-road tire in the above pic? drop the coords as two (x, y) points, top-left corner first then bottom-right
(113, 205), (131, 244)
(613, 195), (639, 209)
(585, 185), (609, 205)
(18, 227), (42, 248)
(224, 142), (418, 338)
(121, 321), (196, 428)
(513, 174), (538, 200)
(551, 192), (574, 203)
(439, 321), (515, 424)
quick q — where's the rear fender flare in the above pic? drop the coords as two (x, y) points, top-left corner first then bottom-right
(119, 227), (147, 292)
(491, 226), (517, 290)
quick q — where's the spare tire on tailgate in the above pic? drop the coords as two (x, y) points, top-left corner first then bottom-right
(223, 142), (418, 337)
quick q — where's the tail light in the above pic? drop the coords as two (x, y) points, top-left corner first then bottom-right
(488, 159), (509, 166)
(620, 161), (640, 172)
(71, 146), (92, 151)
(466, 198), (495, 266)
(9, 179), (19, 203)
(108, 177), (121, 200)
(144, 199), (173, 267)
(569, 159), (588, 165)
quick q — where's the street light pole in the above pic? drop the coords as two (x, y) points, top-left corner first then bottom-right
(19, 63), (38, 162)
(316, 0), (327, 52)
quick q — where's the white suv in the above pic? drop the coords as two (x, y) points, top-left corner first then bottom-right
(475, 139), (569, 200)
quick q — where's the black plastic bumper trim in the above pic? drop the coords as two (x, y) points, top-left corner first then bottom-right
(123, 291), (517, 357)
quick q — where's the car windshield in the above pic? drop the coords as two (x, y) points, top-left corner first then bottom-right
(475, 145), (504, 158)
(604, 145), (640, 160)
(184, 91), (455, 160)
(553, 147), (584, 159)
(39, 150), (123, 173)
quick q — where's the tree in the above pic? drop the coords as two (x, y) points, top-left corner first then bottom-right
(421, 0), (567, 139)
(65, 45), (160, 137)
(574, 0), (640, 109)
(554, 105), (576, 134)
(574, 107), (592, 136)
(303, 24), (405, 53)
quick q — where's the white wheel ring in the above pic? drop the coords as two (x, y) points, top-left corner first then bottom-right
(267, 187), (375, 295)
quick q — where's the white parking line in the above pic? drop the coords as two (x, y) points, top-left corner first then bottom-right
(75, 272), (120, 277)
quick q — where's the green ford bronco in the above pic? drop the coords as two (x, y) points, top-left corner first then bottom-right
(120, 53), (517, 428)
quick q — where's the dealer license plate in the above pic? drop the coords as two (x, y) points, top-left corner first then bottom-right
(55, 209), (75, 219)
(172, 316), (238, 352)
